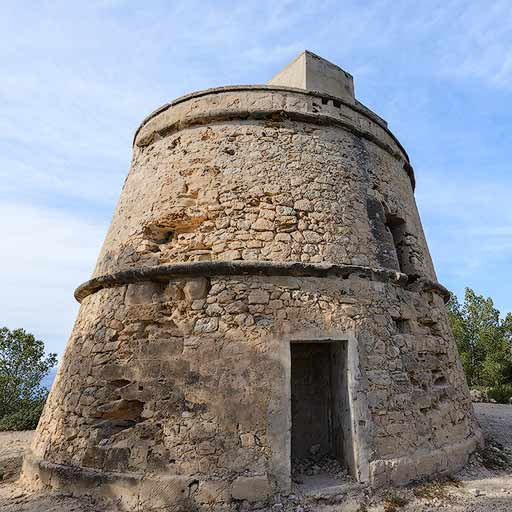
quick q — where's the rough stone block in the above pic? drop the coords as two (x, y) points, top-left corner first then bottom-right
(231, 476), (271, 501)
(194, 317), (219, 333)
(240, 433), (255, 448)
(183, 278), (209, 300)
(125, 283), (162, 305)
(248, 290), (270, 304)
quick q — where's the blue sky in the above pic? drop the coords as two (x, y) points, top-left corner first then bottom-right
(1, 0), (511, 357)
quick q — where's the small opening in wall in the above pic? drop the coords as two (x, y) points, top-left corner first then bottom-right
(188, 480), (199, 496)
(385, 215), (407, 273)
(144, 225), (174, 245)
(432, 371), (447, 387)
(434, 375), (447, 387)
(394, 318), (411, 334)
(157, 231), (173, 244)
(333, 99), (341, 108)
(110, 379), (131, 388)
(321, 97), (329, 105)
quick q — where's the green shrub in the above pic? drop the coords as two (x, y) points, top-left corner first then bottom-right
(448, 289), (512, 388)
(487, 384), (512, 404)
(0, 400), (45, 431)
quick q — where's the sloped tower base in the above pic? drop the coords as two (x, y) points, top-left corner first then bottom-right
(23, 52), (482, 510)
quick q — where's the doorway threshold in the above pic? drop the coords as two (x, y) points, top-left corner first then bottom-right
(294, 474), (361, 499)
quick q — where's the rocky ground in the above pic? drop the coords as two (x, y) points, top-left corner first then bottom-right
(0, 403), (510, 511)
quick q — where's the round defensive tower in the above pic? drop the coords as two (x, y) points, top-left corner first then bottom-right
(24, 51), (482, 510)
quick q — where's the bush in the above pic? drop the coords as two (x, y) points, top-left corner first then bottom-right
(0, 326), (56, 430)
(487, 384), (512, 404)
(0, 400), (45, 431)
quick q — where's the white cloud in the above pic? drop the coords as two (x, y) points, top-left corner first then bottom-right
(1, 0), (511, 356)
(0, 203), (107, 356)
(416, 172), (512, 313)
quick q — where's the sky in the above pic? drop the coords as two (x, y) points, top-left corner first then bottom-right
(1, 0), (511, 357)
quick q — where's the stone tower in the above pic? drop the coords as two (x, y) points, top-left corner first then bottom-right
(24, 51), (481, 509)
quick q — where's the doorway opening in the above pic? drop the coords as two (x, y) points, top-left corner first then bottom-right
(290, 340), (350, 484)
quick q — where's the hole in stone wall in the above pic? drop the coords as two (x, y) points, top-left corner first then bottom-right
(433, 373), (447, 387)
(157, 231), (173, 244)
(394, 318), (411, 334)
(110, 379), (131, 388)
(167, 136), (181, 150)
(407, 274), (420, 285)
(332, 99), (341, 108)
(321, 97), (329, 105)
(409, 374), (420, 387)
(188, 480), (199, 497)
(144, 224), (175, 245)
(93, 419), (138, 439)
(385, 215), (407, 273)
(96, 399), (145, 421)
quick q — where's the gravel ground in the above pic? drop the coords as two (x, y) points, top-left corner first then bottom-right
(0, 403), (510, 511)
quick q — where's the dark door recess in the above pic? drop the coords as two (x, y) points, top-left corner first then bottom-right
(290, 341), (348, 465)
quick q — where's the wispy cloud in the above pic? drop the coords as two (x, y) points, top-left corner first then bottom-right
(417, 173), (512, 314)
(1, 0), (511, 355)
(0, 203), (106, 354)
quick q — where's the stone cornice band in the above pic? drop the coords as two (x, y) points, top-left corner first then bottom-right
(135, 85), (391, 138)
(74, 261), (450, 304)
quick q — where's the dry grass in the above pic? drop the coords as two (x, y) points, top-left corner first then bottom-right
(412, 476), (462, 503)
(383, 492), (409, 511)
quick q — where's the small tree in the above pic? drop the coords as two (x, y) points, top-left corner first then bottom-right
(0, 327), (57, 426)
(448, 289), (512, 388)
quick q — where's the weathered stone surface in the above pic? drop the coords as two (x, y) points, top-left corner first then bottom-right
(125, 283), (161, 305)
(248, 290), (270, 305)
(231, 476), (271, 501)
(183, 277), (209, 301)
(240, 433), (255, 448)
(25, 51), (480, 511)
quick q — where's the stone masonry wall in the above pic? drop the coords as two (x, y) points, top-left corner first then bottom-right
(30, 273), (478, 509)
(94, 89), (434, 282)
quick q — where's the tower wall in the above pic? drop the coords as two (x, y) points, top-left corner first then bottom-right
(24, 84), (482, 510)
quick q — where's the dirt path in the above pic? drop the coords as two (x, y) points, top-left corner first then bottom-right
(0, 430), (32, 483)
(0, 431), (111, 511)
(0, 404), (511, 511)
